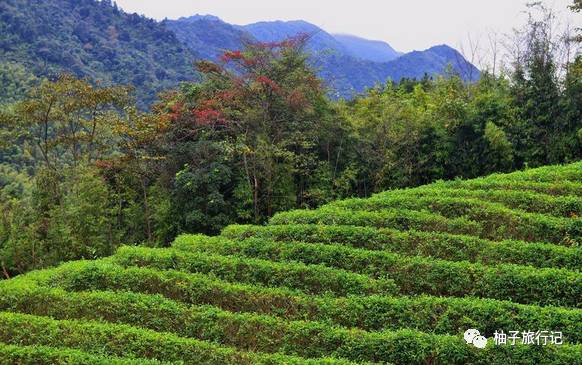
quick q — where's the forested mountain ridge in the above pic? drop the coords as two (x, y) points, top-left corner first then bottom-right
(240, 19), (350, 54)
(164, 15), (255, 62)
(314, 44), (479, 97)
(0, 0), (197, 107)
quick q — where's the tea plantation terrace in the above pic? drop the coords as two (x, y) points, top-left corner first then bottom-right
(1, 162), (582, 364)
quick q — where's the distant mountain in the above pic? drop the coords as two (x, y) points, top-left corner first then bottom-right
(317, 44), (479, 98)
(388, 45), (480, 81)
(333, 34), (402, 62)
(0, 0), (197, 107)
(231, 19), (479, 97)
(241, 20), (349, 56)
(165, 15), (254, 62)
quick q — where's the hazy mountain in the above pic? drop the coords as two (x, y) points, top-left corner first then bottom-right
(333, 34), (402, 62)
(231, 19), (480, 96)
(241, 20), (349, 56)
(388, 45), (480, 81)
(315, 45), (479, 98)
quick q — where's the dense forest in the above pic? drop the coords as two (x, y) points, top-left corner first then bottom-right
(0, 1), (580, 278)
(0, 0), (197, 108)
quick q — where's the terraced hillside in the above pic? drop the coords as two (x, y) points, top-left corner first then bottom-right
(1, 163), (582, 364)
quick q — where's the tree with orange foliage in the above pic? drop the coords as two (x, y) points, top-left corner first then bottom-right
(156, 35), (342, 226)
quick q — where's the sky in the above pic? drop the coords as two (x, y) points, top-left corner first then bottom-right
(114, 0), (580, 59)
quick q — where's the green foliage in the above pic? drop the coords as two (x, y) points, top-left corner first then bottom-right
(1, 238), (581, 363)
(336, 73), (521, 191)
(175, 235), (582, 308)
(0, 164), (118, 275)
(0, 62), (38, 105)
(0, 280), (580, 349)
(220, 222), (582, 269)
(375, 185), (582, 218)
(483, 121), (513, 169)
(0, 312), (358, 365)
(171, 143), (237, 234)
(111, 246), (397, 297)
(4, 74), (131, 169)
(0, 0), (196, 108)
(0, 307), (579, 365)
(328, 195), (582, 245)
(0, 343), (169, 365)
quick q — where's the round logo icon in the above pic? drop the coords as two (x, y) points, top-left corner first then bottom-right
(473, 335), (488, 349)
(464, 329), (480, 344)
(464, 329), (488, 349)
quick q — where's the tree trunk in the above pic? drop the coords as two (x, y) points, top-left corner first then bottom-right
(1, 262), (9, 280)
(142, 177), (152, 243)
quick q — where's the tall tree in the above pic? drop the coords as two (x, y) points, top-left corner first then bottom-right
(509, 4), (562, 166)
(0, 75), (133, 276)
(2, 74), (131, 170)
(156, 35), (337, 227)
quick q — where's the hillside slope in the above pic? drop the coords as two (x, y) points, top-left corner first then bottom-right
(0, 0), (480, 105)
(0, 0), (197, 107)
(1, 162), (581, 364)
(165, 15), (254, 62)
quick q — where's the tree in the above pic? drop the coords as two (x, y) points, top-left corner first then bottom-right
(156, 35), (338, 227)
(0, 75), (141, 275)
(3, 74), (131, 170)
(0, 164), (117, 276)
(508, 4), (563, 166)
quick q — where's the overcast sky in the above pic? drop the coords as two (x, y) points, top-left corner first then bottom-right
(114, 0), (580, 56)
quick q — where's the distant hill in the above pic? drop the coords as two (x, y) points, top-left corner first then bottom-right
(241, 20), (349, 56)
(333, 34), (402, 62)
(0, 0), (197, 107)
(388, 45), (480, 81)
(169, 17), (480, 97)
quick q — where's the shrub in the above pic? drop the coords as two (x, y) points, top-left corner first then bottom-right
(0, 343), (168, 365)
(0, 312), (360, 365)
(220, 224), (582, 270)
(175, 235), (582, 308)
(111, 246), (397, 297)
(10, 261), (581, 342)
(328, 196), (582, 245)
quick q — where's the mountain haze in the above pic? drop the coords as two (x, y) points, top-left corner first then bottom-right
(166, 16), (480, 97)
